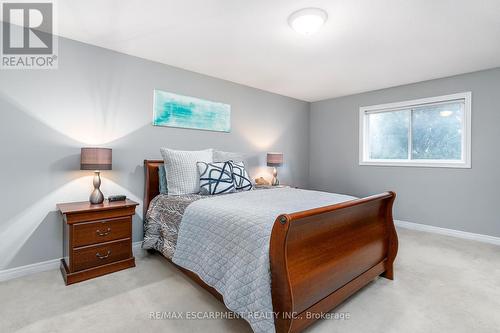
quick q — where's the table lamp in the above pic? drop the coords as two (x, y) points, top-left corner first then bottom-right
(267, 152), (283, 186)
(80, 148), (112, 204)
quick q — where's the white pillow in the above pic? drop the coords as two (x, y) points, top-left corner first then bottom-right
(160, 148), (213, 195)
(213, 150), (246, 163)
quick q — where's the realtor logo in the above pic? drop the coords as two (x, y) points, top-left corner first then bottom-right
(1, 1), (58, 69)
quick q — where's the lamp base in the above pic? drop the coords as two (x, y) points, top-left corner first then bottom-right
(271, 167), (280, 186)
(89, 171), (104, 204)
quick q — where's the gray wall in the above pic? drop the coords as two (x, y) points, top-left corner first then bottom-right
(2, 36), (498, 272)
(310, 68), (500, 237)
(0, 38), (310, 270)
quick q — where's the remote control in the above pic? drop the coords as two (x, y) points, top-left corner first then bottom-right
(108, 195), (126, 202)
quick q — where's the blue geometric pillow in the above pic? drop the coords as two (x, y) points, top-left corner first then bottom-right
(230, 161), (253, 191)
(197, 161), (236, 195)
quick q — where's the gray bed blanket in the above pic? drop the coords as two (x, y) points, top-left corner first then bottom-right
(172, 188), (356, 333)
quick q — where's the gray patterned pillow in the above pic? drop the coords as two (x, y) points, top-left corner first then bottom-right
(197, 161), (236, 195)
(160, 148), (213, 195)
(230, 161), (253, 191)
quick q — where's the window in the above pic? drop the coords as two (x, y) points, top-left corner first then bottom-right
(359, 92), (471, 168)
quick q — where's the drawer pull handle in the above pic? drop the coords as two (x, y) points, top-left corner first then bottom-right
(96, 228), (111, 236)
(96, 250), (111, 259)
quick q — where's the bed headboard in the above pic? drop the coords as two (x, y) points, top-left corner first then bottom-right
(144, 159), (164, 217)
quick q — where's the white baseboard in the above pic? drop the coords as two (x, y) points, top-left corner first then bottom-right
(0, 241), (145, 283)
(2, 224), (498, 283)
(395, 220), (500, 246)
(0, 258), (60, 282)
(132, 241), (146, 257)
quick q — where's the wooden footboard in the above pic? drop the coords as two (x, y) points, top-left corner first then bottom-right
(270, 192), (398, 333)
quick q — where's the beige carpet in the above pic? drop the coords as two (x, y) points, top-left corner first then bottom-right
(1, 228), (499, 333)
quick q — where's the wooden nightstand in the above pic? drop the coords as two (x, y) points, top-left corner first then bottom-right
(57, 199), (139, 285)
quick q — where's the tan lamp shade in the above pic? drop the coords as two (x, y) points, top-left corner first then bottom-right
(267, 152), (283, 167)
(80, 148), (112, 170)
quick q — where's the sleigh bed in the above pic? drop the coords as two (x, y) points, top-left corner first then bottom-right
(143, 159), (398, 333)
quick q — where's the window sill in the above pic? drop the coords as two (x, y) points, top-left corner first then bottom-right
(359, 160), (471, 169)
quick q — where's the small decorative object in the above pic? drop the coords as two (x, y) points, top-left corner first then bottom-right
(153, 89), (231, 132)
(108, 195), (127, 202)
(255, 177), (271, 186)
(80, 148), (112, 204)
(267, 152), (284, 186)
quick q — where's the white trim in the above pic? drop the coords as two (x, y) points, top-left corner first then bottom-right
(0, 258), (60, 282)
(360, 93), (470, 114)
(395, 220), (500, 246)
(0, 241), (146, 282)
(359, 159), (471, 169)
(132, 241), (146, 258)
(132, 241), (143, 251)
(1, 226), (498, 282)
(359, 92), (472, 169)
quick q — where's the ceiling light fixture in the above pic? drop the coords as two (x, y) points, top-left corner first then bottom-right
(288, 8), (328, 36)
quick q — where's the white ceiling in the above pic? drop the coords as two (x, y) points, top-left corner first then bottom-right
(57, 0), (500, 102)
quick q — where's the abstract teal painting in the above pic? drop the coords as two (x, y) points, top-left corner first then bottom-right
(153, 90), (231, 132)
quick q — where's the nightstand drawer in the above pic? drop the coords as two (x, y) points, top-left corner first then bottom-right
(72, 239), (131, 271)
(73, 217), (131, 247)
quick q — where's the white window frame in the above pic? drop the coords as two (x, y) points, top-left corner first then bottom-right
(359, 92), (472, 168)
